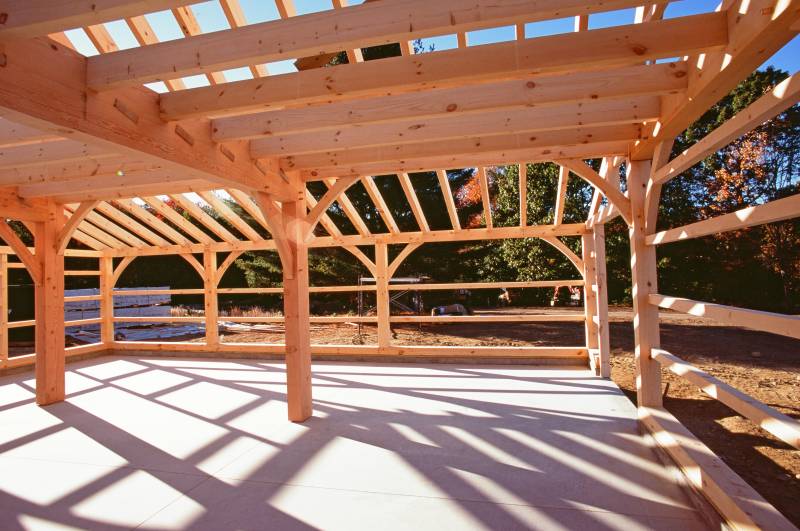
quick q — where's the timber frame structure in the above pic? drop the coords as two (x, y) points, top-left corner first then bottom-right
(0, 1), (799, 528)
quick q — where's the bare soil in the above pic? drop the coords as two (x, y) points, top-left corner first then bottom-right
(213, 306), (800, 525)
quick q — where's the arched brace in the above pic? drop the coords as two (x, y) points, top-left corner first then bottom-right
(556, 158), (632, 226)
(181, 253), (206, 279)
(541, 236), (584, 277)
(216, 251), (243, 287)
(643, 141), (674, 233)
(0, 219), (41, 284)
(304, 176), (359, 238)
(111, 256), (135, 287)
(343, 245), (376, 276)
(387, 243), (422, 278)
(57, 201), (99, 254)
(254, 191), (293, 273)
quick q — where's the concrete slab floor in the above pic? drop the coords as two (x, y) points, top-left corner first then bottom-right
(0, 356), (710, 530)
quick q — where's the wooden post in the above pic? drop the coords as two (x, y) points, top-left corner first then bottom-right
(581, 233), (599, 372)
(375, 242), (391, 348)
(99, 255), (114, 345)
(34, 201), (66, 405)
(203, 248), (219, 347)
(282, 197), (312, 422)
(628, 159), (662, 407)
(593, 225), (611, 377)
(0, 253), (7, 368)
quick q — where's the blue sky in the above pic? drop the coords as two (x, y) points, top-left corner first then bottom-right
(65, 0), (799, 93)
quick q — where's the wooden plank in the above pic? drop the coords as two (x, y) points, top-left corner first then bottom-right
(251, 96), (660, 157)
(633, 0), (800, 159)
(113, 198), (193, 246)
(324, 178), (370, 237)
(291, 126), (638, 177)
(0, 254), (7, 366)
(398, 173), (429, 232)
(305, 176), (358, 234)
(169, 194), (239, 243)
(390, 315), (584, 323)
(198, 191), (263, 241)
(649, 294), (800, 340)
(79, 209), (146, 248)
(88, 0), (673, 90)
(0, 219), (42, 283)
(388, 280), (584, 291)
(0, 0), (189, 38)
(639, 406), (796, 531)
(436, 170), (461, 231)
(226, 189), (273, 234)
(0, 37), (295, 201)
(519, 163), (527, 227)
(477, 167), (493, 229)
(0, 140), (115, 171)
(628, 160), (662, 407)
(653, 349), (800, 449)
(34, 200), (66, 405)
(94, 201), (170, 247)
(592, 225), (610, 377)
(556, 158), (632, 225)
(203, 248), (219, 347)
(581, 233), (599, 361)
(361, 177), (399, 234)
(375, 243), (391, 348)
(648, 193), (800, 245)
(653, 70), (800, 185)
(99, 256), (114, 345)
(554, 165), (568, 225)
(212, 63), (688, 141)
(159, 13), (726, 120)
(141, 196), (214, 244)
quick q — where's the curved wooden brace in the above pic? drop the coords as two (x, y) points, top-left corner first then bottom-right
(216, 251), (243, 287)
(343, 245), (376, 276)
(254, 191), (293, 272)
(111, 256), (135, 287)
(305, 176), (358, 237)
(57, 201), (99, 254)
(0, 219), (41, 285)
(181, 253), (206, 279)
(556, 158), (632, 226)
(387, 243), (422, 278)
(541, 236), (585, 276)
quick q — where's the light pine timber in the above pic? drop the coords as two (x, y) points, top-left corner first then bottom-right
(556, 158), (632, 225)
(628, 160), (662, 407)
(639, 406), (796, 531)
(99, 256), (114, 344)
(581, 233), (599, 358)
(0, 37), (295, 201)
(652, 349), (800, 449)
(87, 0), (673, 90)
(375, 243), (391, 348)
(34, 200), (66, 405)
(554, 165), (569, 225)
(592, 225), (611, 377)
(519, 163), (527, 227)
(0, 254), (7, 366)
(647, 193), (800, 245)
(649, 294), (800, 340)
(204, 248), (219, 347)
(159, 13), (727, 120)
(632, 0), (800, 159)
(212, 63), (688, 142)
(437, 170), (461, 231)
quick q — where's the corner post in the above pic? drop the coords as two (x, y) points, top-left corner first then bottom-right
(203, 248), (219, 347)
(375, 243), (391, 348)
(581, 233), (599, 371)
(592, 225), (611, 377)
(628, 160), (662, 407)
(0, 253), (7, 368)
(99, 255), (114, 345)
(34, 200), (66, 405)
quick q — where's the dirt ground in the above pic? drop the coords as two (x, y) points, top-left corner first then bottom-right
(213, 306), (800, 525)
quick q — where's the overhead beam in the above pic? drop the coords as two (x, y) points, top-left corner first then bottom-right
(0, 37), (295, 201)
(159, 13), (727, 120)
(251, 96), (660, 157)
(0, 0), (188, 39)
(0, 187), (48, 221)
(88, 0), (672, 90)
(632, 0), (800, 159)
(212, 63), (687, 142)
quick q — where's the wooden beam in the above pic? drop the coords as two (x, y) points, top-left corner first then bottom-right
(556, 158), (632, 225)
(436, 170), (461, 231)
(159, 13), (727, 120)
(0, 254), (6, 366)
(581, 232), (599, 360)
(0, 187), (48, 221)
(203, 248), (219, 347)
(212, 63), (687, 141)
(541, 236), (584, 274)
(198, 191), (263, 242)
(628, 159), (662, 407)
(375, 242), (391, 348)
(649, 294), (800, 340)
(289, 124), (641, 176)
(113, 198), (192, 246)
(398, 173), (429, 233)
(170, 194), (239, 243)
(477, 167), (493, 229)
(0, 37), (295, 201)
(519, 163), (527, 227)
(324, 178), (370, 237)
(94, 201), (170, 247)
(387, 243), (421, 278)
(57, 201), (98, 253)
(99, 255), (114, 345)
(141, 196), (214, 244)
(88, 0), (674, 90)
(361, 176), (399, 234)
(592, 225), (610, 377)
(0, 140), (114, 170)
(0, 1), (188, 39)
(34, 200), (66, 405)
(252, 96), (659, 157)
(305, 176), (358, 236)
(0, 218), (41, 283)
(554, 165), (569, 225)
(653, 70), (800, 185)
(633, 0), (800, 159)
